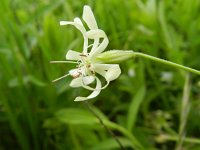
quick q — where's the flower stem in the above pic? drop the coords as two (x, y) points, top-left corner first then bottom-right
(104, 120), (144, 150)
(157, 134), (200, 144)
(175, 74), (191, 150)
(84, 101), (126, 150)
(134, 52), (200, 75)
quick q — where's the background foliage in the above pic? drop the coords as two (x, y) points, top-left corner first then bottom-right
(0, 0), (200, 149)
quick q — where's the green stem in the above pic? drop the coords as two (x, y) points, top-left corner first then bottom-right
(104, 120), (144, 150)
(158, 134), (200, 144)
(84, 101), (144, 150)
(84, 101), (126, 150)
(175, 74), (191, 150)
(134, 52), (200, 75)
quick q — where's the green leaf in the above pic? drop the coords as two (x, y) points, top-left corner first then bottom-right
(55, 108), (99, 125)
(91, 138), (132, 150)
(127, 85), (146, 131)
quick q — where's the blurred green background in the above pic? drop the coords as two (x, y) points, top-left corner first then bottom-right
(0, 0), (200, 149)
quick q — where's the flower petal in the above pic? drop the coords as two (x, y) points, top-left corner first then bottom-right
(82, 76), (95, 85)
(94, 64), (121, 82)
(70, 76), (95, 88)
(73, 17), (86, 34)
(60, 19), (88, 53)
(60, 18), (86, 34)
(83, 5), (98, 30)
(66, 50), (81, 60)
(90, 37), (109, 58)
(90, 38), (99, 53)
(105, 65), (121, 81)
(85, 30), (109, 57)
(86, 29), (107, 54)
(86, 29), (106, 39)
(74, 77), (101, 101)
(60, 21), (74, 25)
(70, 77), (82, 87)
(73, 18), (89, 53)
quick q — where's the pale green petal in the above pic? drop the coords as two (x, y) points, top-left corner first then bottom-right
(74, 77), (101, 101)
(86, 29), (108, 54)
(82, 76), (95, 85)
(94, 64), (121, 81)
(105, 65), (121, 81)
(60, 19), (86, 34)
(74, 17), (84, 26)
(86, 29), (109, 57)
(73, 18), (88, 53)
(60, 19), (88, 53)
(73, 17), (86, 34)
(60, 20), (83, 34)
(70, 77), (82, 87)
(60, 21), (74, 25)
(66, 50), (81, 60)
(90, 39), (99, 53)
(83, 5), (98, 29)
(89, 37), (109, 58)
(86, 29), (106, 39)
(70, 76), (95, 88)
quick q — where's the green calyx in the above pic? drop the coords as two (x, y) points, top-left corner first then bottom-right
(95, 50), (135, 63)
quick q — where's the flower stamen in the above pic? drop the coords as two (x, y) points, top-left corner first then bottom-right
(52, 74), (70, 82)
(50, 60), (78, 64)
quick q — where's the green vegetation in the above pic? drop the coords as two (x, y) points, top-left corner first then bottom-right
(0, 0), (200, 149)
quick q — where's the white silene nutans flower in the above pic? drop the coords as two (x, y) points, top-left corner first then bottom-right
(51, 5), (133, 101)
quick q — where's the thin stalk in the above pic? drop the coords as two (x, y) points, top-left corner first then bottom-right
(84, 101), (126, 150)
(158, 134), (200, 144)
(68, 125), (82, 150)
(50, 60), (78, 64)
(175, 74), (191, 150)
(104, 120), (144, 150)
(134, 52), (200, 75)
(52, 74), (70, 82)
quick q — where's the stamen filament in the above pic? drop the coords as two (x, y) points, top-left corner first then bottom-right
(50, 61), (78, 64)
(52, 74), (70, 82)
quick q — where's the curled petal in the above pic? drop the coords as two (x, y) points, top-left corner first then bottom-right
(86, 29), (106, 39)
(60, 19), (88, 53)
(73, 17), (86, 34)
(70, 76), (95, 88)
(74, 17), (84, 26)
(60, 21), (74, 25)
(74, 77), (101, 101)
(90, 38), (99, 53)
(82, 80), (109, 91)
(86, 29), (109, 57)
(86, 29), (108, 54)
(89, 35), (109, 58)
(83, 5), (98, 29)
(60, 18), (86, 34)
(66, 50), (81, 60)
(73, 18), (88, 53)
(94, 64), (121, 82)
(105, 65), (121, 81)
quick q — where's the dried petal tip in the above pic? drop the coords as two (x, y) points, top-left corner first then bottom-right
(96, 50), (135, 63)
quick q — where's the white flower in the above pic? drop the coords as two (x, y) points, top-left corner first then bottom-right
(51, 5), (121, 101)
